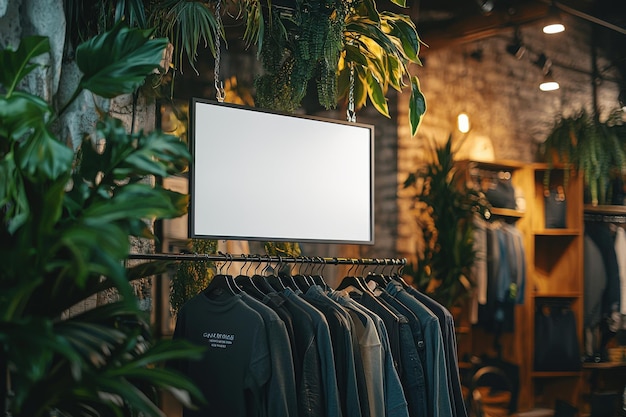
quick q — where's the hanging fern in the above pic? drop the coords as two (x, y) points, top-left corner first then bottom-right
(541, 109), (626, 205)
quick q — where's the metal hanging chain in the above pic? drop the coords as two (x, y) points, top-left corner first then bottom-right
(214, 0), (225, 102)
(347, 61), (356, 123)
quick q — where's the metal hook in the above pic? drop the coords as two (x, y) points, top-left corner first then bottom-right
(239, 254), (248, 275)
(216, 252), (225, 274)
(251, 255), (263, 275)
(347, 259), (357, 276)
(226, 252), (234, 274)
(319, 257), (327, 276)
(397, 259), (406, 276)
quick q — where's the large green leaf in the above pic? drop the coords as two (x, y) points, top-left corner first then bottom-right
(51, 221), (132, 293)
(15, 126), (74, 181)
(385, 54), (404, 91)
(409, 76), (427, 136)
(83, 183), (186, 223)
(0, 93), (52, 140)
(346, 18), (399, 58)
(0, 152), (29, 234)
(0, 36), (50, 96)
(357, 0), (382, 23)
(115, 131), (190, 178)
(366, 70), (390, 118)
(76, 22), (168, 97)
(344, 44), (369, 67)
(110, 339), (205, 372)
(79, 116), (190, 184)
(0, 318), (81, 384)
(127, 260), (176, 283)
(381, 12), (422, 63)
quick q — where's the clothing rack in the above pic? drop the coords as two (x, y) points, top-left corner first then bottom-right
(584, 213), (626, 224)
(128, 252), (407, 267)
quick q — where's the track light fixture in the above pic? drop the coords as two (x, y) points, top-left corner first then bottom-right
(506, 28), (526, 59)
(533, 53), (552, 74)
(543, 2), (565, 34)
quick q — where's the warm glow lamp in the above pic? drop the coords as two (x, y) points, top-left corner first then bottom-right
(457, 113), (470, 133)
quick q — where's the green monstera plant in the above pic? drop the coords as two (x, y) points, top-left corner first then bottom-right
(0, 24), (205, 416)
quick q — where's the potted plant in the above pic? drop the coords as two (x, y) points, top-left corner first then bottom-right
(403, 135), (490, 309)
(64, 0), (427, 136)
(540, 109), (626, 205)
(0, 25), (205, 416)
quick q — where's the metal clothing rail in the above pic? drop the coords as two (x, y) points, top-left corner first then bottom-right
(584, 213), (626, 224)
(127, 252), (407, 267)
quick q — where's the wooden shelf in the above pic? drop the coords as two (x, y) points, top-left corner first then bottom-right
(457, 159), (526, 171)
(533, 292), (583, 299)
(582, 362), (626, 370)
(490, 207), (525, 218)
(531, 371), (582, 378)
(533, 229), (581, 236)
(584, 204), (626, 215)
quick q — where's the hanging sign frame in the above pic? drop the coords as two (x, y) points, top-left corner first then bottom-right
(188, 99), (375, 244)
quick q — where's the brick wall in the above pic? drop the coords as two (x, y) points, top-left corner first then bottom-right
(395, 17), (622, 264)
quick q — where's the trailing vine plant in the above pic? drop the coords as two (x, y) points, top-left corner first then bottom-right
(255, 0), (427, 135)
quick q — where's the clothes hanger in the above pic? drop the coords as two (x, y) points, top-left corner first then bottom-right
(204, 254), (241, 298)
(292, 258), (312, 291)
(234, 255), (266, 299)
(264, 256), (291, 291)
(310, 257), (330, 290)
(336, 260), (371, 294)
(250, 255), (277, 294)
(365, 259), (390, 287)
(389, 259), (411, 289)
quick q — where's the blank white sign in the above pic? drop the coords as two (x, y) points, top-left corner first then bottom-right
(189, 99), (374, 244)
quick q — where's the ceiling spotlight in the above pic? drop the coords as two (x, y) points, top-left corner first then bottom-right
(506, 42), (526, 59)
(506, 28), (526, 59)
(476, 0), (495, 14)
(533, 53), (552, 74)
(543, 3), (565, 34)
(540, 71), (560, 91)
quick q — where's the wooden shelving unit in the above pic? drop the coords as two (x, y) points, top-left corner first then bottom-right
(520, 164), (585, 411)
(455, 161), (589, 412)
